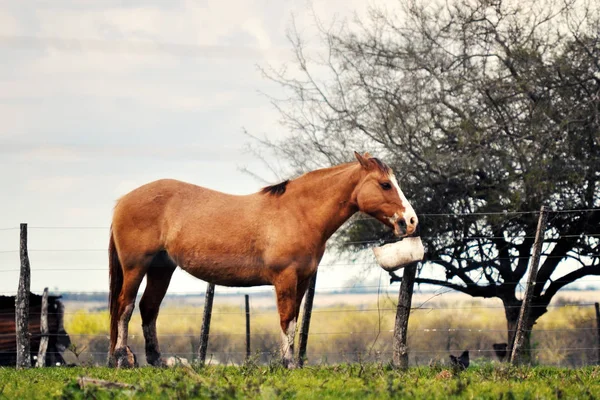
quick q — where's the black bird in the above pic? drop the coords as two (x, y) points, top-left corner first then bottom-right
(449, 350), (470, 370)
(493, 343), (508, 362)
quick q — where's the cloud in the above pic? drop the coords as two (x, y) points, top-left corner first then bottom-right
(1, 142), (259, 163)
(242, 17), (273, 50)
(24, 175), (84, 194)
(16, 145), (86, 163)
(0, 102), (29, 139)
(0, 9), (21, 35)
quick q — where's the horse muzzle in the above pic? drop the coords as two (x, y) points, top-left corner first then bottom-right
(395, 215), (418, 237)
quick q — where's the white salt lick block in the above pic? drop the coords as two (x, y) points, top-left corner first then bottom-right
(372, 237), (425, 272)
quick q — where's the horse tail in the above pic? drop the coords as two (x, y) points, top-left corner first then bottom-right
(108, 227), (122, 354)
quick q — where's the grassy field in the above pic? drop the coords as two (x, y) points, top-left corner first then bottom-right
(1, 364), (599, 399)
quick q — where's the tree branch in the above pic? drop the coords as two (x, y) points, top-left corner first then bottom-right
(389, 271), (499, 298)
(537, 263), (600, 308)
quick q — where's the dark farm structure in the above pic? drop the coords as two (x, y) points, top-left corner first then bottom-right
(0, 293), (71, 366)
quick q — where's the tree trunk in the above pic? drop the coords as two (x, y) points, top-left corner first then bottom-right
(505, 299), (547, 364)
(504, 300), (534, 363)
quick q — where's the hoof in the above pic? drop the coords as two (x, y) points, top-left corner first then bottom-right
(146, 351), (166, 367)
(149, 358), (167, 367)
(110, 346), (138, 368)
(282, 358), (297, 370)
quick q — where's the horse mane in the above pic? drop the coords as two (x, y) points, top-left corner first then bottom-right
(369, 157), (390, 174)
(260, 158), (388, 197)
(260, 180), (289, 196)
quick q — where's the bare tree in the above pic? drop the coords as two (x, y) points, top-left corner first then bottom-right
(256, 0), (600, 359)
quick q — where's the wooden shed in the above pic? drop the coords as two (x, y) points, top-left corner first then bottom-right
(0, 293), (71, 366)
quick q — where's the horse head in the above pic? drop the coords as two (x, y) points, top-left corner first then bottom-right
(353, 151), (418, 237)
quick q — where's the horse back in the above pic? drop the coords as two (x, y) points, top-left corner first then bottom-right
(112, 179), (263, 261)
(112, 179), (323, 284)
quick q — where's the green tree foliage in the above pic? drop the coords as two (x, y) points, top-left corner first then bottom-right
(258, 0), (600, 353)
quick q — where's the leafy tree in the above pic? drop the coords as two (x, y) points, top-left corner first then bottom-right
(257, 0), (600, 358)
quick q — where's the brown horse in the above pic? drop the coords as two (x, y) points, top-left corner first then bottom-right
(108, 152), (418, 368)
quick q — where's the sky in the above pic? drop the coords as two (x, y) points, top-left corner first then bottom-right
(1, 0), (595, 298)
(0, 0), (401, 295)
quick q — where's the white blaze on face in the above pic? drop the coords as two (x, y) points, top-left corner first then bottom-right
(389, 171), (418, 230)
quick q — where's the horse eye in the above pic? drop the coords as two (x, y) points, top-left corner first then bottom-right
(380, 182), (392, 190)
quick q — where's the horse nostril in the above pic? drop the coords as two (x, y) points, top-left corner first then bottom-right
(410, 217), (417, 226)
(398, 219), (407, 229)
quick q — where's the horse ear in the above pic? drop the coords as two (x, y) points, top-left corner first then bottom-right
(354, 151), (371, 169)
(363, 152), (372, 158)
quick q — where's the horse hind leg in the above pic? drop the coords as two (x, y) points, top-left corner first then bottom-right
(139, 252), (176, 367)
(110, 261), (149, 368)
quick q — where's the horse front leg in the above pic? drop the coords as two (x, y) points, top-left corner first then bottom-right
(274, 274), (298, 369)
(139, 259), (176, 367)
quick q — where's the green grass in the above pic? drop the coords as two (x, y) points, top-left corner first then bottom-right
(1, 364), (599, 399)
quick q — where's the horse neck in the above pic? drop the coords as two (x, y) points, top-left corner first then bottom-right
(284, 163), (362, 241)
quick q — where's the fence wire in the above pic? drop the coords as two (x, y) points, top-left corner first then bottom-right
(1, 208), (598, 367)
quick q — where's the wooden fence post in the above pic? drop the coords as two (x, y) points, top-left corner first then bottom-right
(297, 272), (317, 367)
(511, 206), (548, 365)
(595, 302), (600, 365)
(245, 294), (251, 362)
(392, 262), (418, 369)
(198, 282), (215, 365)
(36, 288), (49, 367)
(16, 223), (31, 369)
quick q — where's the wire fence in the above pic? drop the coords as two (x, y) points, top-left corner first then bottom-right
(1, 290), (597, 367)
(1, 208), (598, 367)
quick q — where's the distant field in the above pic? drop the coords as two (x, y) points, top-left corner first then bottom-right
(151, 289), (600, 309)
(1, 364), (599, 399)
(62, 289), (599, 311)
(59, 290), (599, 367)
